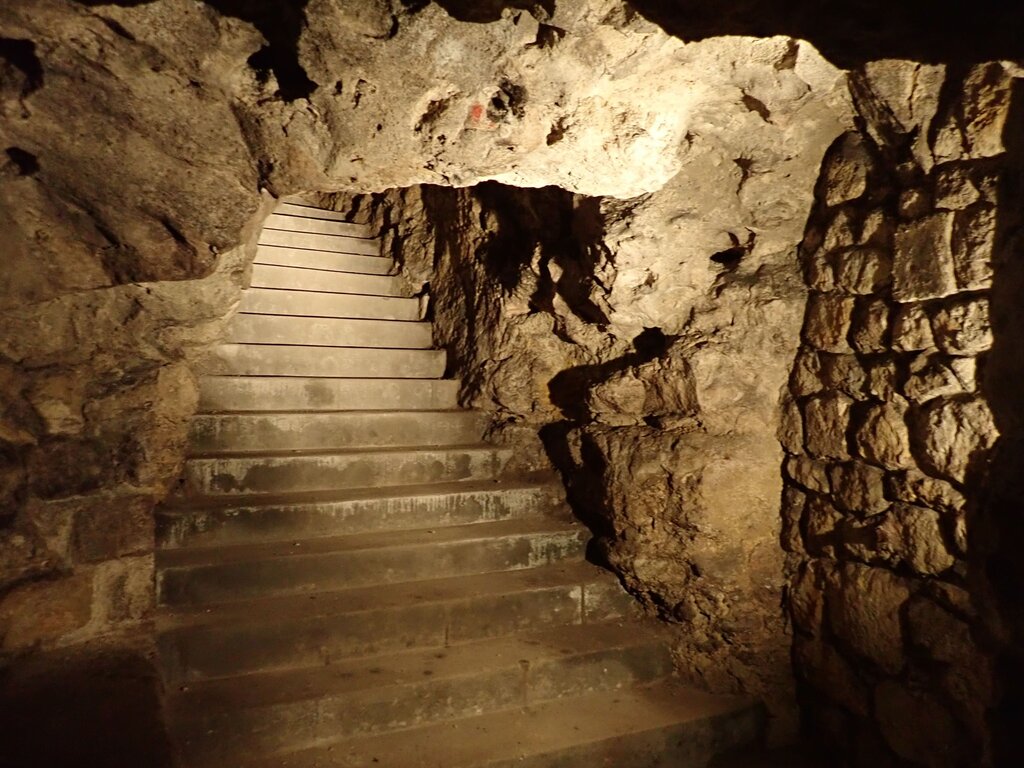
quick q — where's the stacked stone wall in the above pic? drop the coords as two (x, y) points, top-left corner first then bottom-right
(784, 62), (1021, 766)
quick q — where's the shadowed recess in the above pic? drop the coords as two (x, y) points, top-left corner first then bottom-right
(0, 37), (44, 97)
(405, 0), (557, 24)
(72, 0), (316, 100)
(627, 0), (1024, 67)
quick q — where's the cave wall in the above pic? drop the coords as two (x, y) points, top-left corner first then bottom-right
(0, 0), (850, 671)
(369, 36), (848, 736)
(784, 61), (1023, 766)
(4, 1), (1020, 761)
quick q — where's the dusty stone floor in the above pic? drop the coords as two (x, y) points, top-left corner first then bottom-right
(0, 644), (174, 768)
(711, 745), (827, 767)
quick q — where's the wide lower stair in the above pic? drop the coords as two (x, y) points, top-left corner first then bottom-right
(155, 200), (763, 767)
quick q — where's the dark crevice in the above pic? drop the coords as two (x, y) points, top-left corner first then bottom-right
(710, 246), (746, 269)
(415, 0), (556, 24)
(73, 0), (316, 100)
(0, 38), (44, 97)
(3, 147), (39, 176)
(741, 93), (772, 122)
(627, 0), (1024, 68)
(97, 16), (137, 42)
(487, 79), (527, 122)
(978, 76), (1024, 767)
(532, 23), (566, 48)
(547, 327), (679, 422)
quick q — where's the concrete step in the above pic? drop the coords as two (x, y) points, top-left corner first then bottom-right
(197, 377), (459, 412)
(168, 622), (674, 766)
(238, 288), (420, 321)
(156, 561), (637, 683)
(258, 229), (380, 256)
(187, 410), (487, 453)
(157, 481), (565, 550)
(274, 203), (371, 232)
(254, 245), (392, 275)
(263, 212), (374, 239)
(199, 345), (446, 378)
(224, 315), (433, 349)
(250, 264), (406, 297)
(237, 682), (763, 768)
(179, 444), (512, 496)
(157, 519), (588, 607)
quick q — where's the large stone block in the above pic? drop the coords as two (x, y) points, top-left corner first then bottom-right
(931, 296), (992, 355)
(805, 496), (843, 557)
(876, 503), (956, 575)
(875, 681), (966, 768)
(802, 293), (855, 353)
(0, 571), (93, 650)
(952, 204), (996, 291)
(849, 297), (889, 354)
(789, 559), (827, 635)
(790, 349), (823, 397)
(804, 392), (853, 460)
(828, 461), (889, 515)
(822, 132), (873, 207)
(865, 359), (898, 400)
(784, 455), (831, 494)
(935, 165), (981, 211)
(794, 633), (870, 716)
(853, 397), (915, 470)
(891, 303), (935, 352)
(906, 595), (993, 740)
(887, 469), (966, 515)
(914, 397), (997, 483)
(904, 354), (976, 403)
(825, 562), (910, 674)
(892, 214), (958, 301)
(778, 395), (804, 455)
(780, 483), (807, 554)
(833, 247), (892, 295)
(818, 354), (868, 401)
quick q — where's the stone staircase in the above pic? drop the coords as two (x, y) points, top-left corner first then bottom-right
(154, 200), (763, 767)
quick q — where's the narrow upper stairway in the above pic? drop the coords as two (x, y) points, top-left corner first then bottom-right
(155, 199), (763, 767)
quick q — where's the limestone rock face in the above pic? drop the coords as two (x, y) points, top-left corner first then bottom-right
(1, 0), (1017, 761)
(362, 30), (850, 734)
(0, 5), (851, 728)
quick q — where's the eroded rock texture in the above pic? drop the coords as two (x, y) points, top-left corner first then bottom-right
(784, 61), (1023, 766)
(365, 36), (849, 733)
(1, 0), (1021, 762)
(0, 1), (848, 685)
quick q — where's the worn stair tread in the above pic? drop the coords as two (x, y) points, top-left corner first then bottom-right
(157, 480), (567, 549)
(254, 249), (392, 276)
(186, 441), (507, 460)
(200, 344), (446, 379)
(157, 560), (621, 632)
(258, 229), (381, 256)
(160, 478), (557, 514)
(239, 288), (419, 322)
(190, 408), (469, 417)
(224, 314), (434, 349)
(158, 517), (583, 569)
(274, 204), (371, 229)
(169, 620), (669, 713)
(157, 518), (587, 607)
(180, 443), (513, 497)
(197, 377), (458, 412)
(238, 681), (760, 768)
(187, 408), (486, 452)
(250, 265), (407, 297)
(262, 213), (377, 239)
